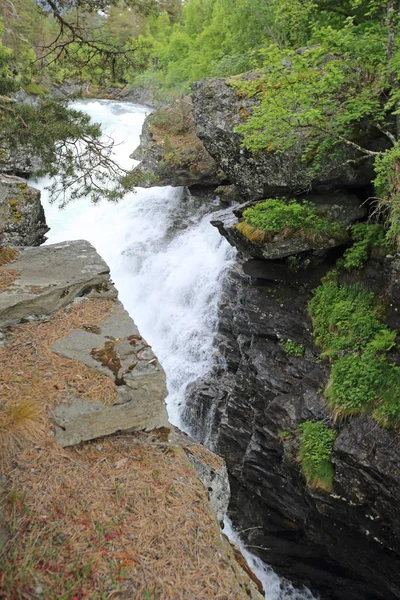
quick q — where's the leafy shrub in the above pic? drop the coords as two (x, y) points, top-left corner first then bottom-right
(372, 365), (400, 428)
(308, 280), (389, 358)
(280, 339), (305, 357)
(299, 421), (336, 491)
(24, 82), (48, 98)
(237, 198), (345, 244)
(309, 272), (400, 426)
(342, 223), (387, 270)
(325, 352), (384, 416)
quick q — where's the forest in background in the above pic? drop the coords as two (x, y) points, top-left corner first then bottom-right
(2, 0), (400, 230)
(2, 0), (395, 93)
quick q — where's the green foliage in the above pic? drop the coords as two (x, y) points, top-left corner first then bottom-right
(373, 146), (400, 246)
(298, 421), (336, 491)
(280, 339), (305, 357)
(234, 21), (387, 156)
(309, 274), (400, 426)
(342, 223), (388, 270)
(23, 82), (48, 98)
(308, 280), (390, 358)
(239, 198), (345, 242)
(326, 352), (386, 415)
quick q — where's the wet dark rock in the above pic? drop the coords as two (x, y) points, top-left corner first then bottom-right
(184, 258), (400, 600)
(191, 77), (385, 200)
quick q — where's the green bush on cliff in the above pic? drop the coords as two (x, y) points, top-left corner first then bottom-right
(236, 198), (345, 244)
(280, 338), (305, 357)
(309, 274), (400, 427)
(325, 352), (386, 416)
(342, 224), (388, 270)
(299, 421), (336, 492)
(308, 280), (390, 359)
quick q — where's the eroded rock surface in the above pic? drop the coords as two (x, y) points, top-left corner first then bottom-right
(0, 240), (113, 327)
(174, 427), (230, 523)
(0, 175), (48, 246)
(131, 103), (227, 188)
(183, 257), (400, 600)
(191, 77), (383, 200)
(52, 305), (169, 446)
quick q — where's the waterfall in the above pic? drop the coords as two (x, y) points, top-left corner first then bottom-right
(31, 98), (316, 600)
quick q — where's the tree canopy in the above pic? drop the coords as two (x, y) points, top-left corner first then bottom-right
(2, 0), (400, 229)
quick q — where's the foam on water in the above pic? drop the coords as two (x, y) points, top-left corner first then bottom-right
(31, 98), (316, 599)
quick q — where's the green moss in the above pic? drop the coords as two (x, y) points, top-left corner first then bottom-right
(308, 280), (391, 359)
(342, 223), (388, 270)
(238, 198), (346, 244)
(280, 338), (305, 357)
(9, 198), (22, 222)
(24, 82), (48, 98)
(298, 421), (336, 491)
(309, 272), (400, 427)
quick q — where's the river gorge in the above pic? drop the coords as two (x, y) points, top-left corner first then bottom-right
(31, 99), (316, 600)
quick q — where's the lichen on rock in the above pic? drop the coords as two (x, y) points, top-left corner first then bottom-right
(0, 175), (49, 247)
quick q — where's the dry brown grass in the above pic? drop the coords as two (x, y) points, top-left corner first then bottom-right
(0, 247), (18, 266)
(0, 268), (19, 293)
(0, 248), (19, 292)
(0, 298), (262, 599)
(0, 299), (118, 461)
(0, 399), (43, 461)
(0, 432), (260, 600)
(235, 221), (271, 245)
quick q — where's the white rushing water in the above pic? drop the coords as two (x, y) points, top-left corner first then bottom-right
(32, 99), (316, 600)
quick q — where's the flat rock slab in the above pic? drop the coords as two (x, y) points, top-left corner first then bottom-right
(0, 240), (114, 327)
(52, 302), (169, 447)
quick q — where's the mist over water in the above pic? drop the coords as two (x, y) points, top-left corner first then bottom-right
(32, 99), (316, 600)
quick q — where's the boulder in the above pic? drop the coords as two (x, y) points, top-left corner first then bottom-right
(211, 192), (366, 260)
(52, 307), (169, 446)
(0, 240), (114, 327)
(0, 175), (48, 246)
(131, 101), (227, 188)
(191, 77), (383, 200)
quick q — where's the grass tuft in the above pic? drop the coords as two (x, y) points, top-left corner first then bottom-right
(0, 400), (42, 460)
(235, 221), (270, 244)
(299, 421), (336, 492)
(309, 273), (400, 427)
(236, 198), (347, 245)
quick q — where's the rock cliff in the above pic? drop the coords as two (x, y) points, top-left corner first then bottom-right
(184, 254), (400, 600)
(178, 74), (400, 600)
(0, 238), (263, 599)
(131, 99), (227, 188)
(191, 77), (385, 200)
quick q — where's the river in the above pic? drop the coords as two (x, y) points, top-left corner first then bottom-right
(31, 98), (316, 600)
